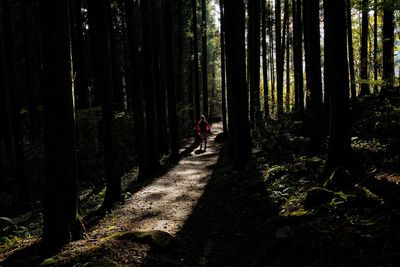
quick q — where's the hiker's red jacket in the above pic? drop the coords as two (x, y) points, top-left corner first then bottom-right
(196, 120), (210, 134)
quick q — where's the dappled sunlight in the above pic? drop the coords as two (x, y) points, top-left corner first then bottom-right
(59, 124), (222, 261)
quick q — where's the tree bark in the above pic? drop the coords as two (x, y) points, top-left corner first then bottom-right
(141, 0), (160, 172)
(125, 0), (149, 179)
(324, 0), (352, 172)
(292, 0), (304, 120)
(346, 0), (357, 104)
(163, 0), (180, 161)
(192, 0), (201, 122)
(373, 0), (378, 93)
(220, 0), (228, 133)
(303, 0), (323, 152)
(201, 0), (208, 118)
(224, 0), (251, 167)
(40, 0), (82, 256)
(1, 0), (28, 201)
(275, 0), (284, 116)
(89, 0), (121, 205)
(262, 0), (270, 121)
(359, 0), (370, 96)
(381, 1), (394, 96)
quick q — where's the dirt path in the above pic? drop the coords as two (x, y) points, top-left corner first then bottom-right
(55, 123), (224, 265)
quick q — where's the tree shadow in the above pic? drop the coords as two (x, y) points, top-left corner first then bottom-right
(141, 147), (280, 266)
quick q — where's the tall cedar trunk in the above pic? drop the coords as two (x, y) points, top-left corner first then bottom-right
(22, 0), (40, 140)
(269, 0), (276, 114)
(109, 3), (124, 111)
(293, 0), (304, 120)
(90, 0), (121, 205)
(163, 0), (180, 161)
(152, 0), (168, 155)
(1, 0), (28, 201)
(188, 41), (195, 125)
(324, 0), (352, 172)
(40, 0), (82, 256)
(360, 0), (370, 96)
(201, 0), (208, 118)
(223, 0), (251, 167)
(346, 0), (357, 104)
(275, 0), (284, 116)
(141, 0), (160, 171)
(192, 0), (201, 122)
(285, 0), (290, 111)
(262, 0), (270, 120)
(220, 0), (228, 133)
(381, 1), (394, 96)
(177, 0), (184, 104)
(125, 0), (149, 179)
(373, 0), (378, 93)
(87, 0), (101, 107)
(249, 0), (262, 127)
(70, 0), (89, 109)
(303, 0), (323, 152)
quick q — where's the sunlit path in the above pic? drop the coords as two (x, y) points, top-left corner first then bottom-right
(58, 123), (223, 264)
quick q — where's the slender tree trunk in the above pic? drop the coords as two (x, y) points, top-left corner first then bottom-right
(224, 0), (251, 167)
(201, 0), (208, 118)
(125, 0), (149, 179)
(192, 0), (201, 122)
(141, 0), (160, 172)
(269, 0), (276, 115)
(248, 0), (262, 127)
(303, 0), (323, 152)
(285, 0), (291, 111)
(262, 0), (270, 121)
(188, 41), (195, 125)
(373, 0), (378, 93)
(40, 0), (82, 256)
(275, 0), (284, 116)
(152, 0), (168, 155)
(220, 0), (228, 133)
(163, 0), (180, 161)
(293, 0), (304, 120)
(360, 0), (370, 96)
(1, 0), (28, 201)
(90, 0), (121, 205)
(346, 0), (357, 104)
(70, 0), (89, 109)
(324, 0), (352, 172)
(177, 0), (184, 105)
(109, 3), (125, 111)
(381, 1), (394, 96)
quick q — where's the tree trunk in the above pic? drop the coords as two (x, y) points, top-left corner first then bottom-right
(262, 0), (270, 121)
(346, 0), (357, 104)
(1, 0), (28, 201)
(248, 0), (262, 127)
(285, 0), (291, 111)
(223, 0), (251, 167)
(324, 0), (352, 172)
(89, 0), (121, 206)
(201, 0), (208, 118)
(359, 0), (370, 96)
(70, 0), (89, 109)
(292, 0), (304, 120)
(220, 0), (228, 133)
(303, 0), (323, 152)
(269, 0), (276, 115)
(40, 0), (82, 256)
(125, 0), (149, 179)
(192, 0), (201, 122)
(141, 0), (160, 172)
(275, 0), (284, 116)
(163, 0), (180, 161)
(373, 0), (378, 93)
(381, 1), (394, 96)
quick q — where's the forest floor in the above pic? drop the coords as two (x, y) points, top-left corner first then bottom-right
(1, 96), (400, 266)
